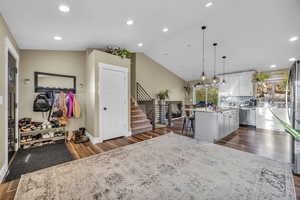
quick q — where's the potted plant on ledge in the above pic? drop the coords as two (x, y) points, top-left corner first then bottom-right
(157, 89), (169, 104)
(157, 90), (169, 125)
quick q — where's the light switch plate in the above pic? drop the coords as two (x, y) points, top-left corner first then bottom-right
(0, 96), (3, 105)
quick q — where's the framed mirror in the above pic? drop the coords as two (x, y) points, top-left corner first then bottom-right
(34, 72), (76, 93)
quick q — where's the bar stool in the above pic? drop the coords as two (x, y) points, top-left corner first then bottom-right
(182, 116), (195, 137)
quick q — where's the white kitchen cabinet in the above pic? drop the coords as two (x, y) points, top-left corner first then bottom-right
(218, 113), (225, 138)
(234, 109), (240, 130)
(221, 112), (229, 137)
(219, 71), (255, 97)
(226, 75), (239, 96)
(256, 107), (288, 131)
(194, 109), (240, 143)
(239, 72), (254, 96)
(218, 109), (239, 140)
(231, 76), (240, 96)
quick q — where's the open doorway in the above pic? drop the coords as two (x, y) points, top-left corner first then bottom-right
(7, 51), (17, 164)
(2, 38), (20, 183)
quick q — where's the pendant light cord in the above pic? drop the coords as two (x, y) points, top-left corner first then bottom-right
(213, 43), (218, 77)
(202, 26), (206, 75)
(222, 56), (226, 75)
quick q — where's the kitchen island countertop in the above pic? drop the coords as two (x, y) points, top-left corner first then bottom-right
(185, 107), (239, 113)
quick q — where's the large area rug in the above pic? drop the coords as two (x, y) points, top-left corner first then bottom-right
(14, 133), (296, 200)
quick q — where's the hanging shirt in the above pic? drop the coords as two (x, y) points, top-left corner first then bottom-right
(67, 92), (74, 118)
(73, 95), (81, 118)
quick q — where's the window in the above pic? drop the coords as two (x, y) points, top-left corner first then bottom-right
(194, 88), (206, 104)
(194, 87), (219, 106)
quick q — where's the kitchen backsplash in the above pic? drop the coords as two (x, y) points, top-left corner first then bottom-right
(220, 96), (287, 108)
(219, 96), (256, 107)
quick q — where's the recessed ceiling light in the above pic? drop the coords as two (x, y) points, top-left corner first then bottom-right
(205, 2), (213, 7)
(126, 19), (134, 26)
(54, 36), (63, 41)
(270, 64), (277, 68)
(58, 5), (70, 13)
(162, 27), (169, 33)
(289, 36), (298, 42)
(137, 43), (143, 47)
(289, 57), (297, 62)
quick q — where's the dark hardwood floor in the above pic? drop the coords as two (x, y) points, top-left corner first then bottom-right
(216, 126), (293, 163)
(1, 127), (299, 200)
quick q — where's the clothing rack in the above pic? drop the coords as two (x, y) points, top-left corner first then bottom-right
(35, 90), (80, 121)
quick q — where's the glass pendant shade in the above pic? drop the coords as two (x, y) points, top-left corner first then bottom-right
(213, 76), (218, 83)
(201, 72), (206, 80)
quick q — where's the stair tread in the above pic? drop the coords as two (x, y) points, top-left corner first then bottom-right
(132, 124), (152, 130)
(131, 109), (140, 111)
(131, 111), (142, 114)
(131, 119), (150, 123)
(131, 105), (139, 109)
(131, 113), (147, 117)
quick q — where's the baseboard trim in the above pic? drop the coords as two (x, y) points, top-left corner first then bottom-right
(86, 131), (103, 144)
(127, 130), (132, 137)
(0, 163), (8, 183)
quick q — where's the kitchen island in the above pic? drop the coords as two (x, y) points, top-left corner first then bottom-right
(187, 108), (239, 143)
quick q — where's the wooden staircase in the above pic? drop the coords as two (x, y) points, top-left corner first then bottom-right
(131, 100), (152, 135)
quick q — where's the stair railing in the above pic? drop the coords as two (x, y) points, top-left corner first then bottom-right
(137, 82), (153, 102)
(136, 82), (156, 130)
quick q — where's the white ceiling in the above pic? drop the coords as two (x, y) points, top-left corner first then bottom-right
(1, 0), (299, 80)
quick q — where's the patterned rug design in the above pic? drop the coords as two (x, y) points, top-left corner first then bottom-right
(14, 134), (296, 200)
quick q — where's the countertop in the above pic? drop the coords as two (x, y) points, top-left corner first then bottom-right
(185, 107), (239, 113)
(239, 107), (256, 110)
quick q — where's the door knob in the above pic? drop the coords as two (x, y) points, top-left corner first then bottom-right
(103, 107), (107, 111)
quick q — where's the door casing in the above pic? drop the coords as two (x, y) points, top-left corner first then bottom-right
(4, 37), (19, 175)
(98, 63), (129, 141)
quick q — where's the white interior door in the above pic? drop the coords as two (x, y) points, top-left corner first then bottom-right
(99, 64), (128, 141)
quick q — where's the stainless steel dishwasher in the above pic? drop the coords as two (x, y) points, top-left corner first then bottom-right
(239, 107), (256, 126)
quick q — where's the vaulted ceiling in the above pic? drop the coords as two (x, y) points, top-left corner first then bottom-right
(1, 0), (299, 80)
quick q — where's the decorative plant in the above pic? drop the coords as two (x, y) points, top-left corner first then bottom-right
(282, 71), (289, 86)
(157, 89), (169, 100)
(270, 108), (300, 141)
(253, 72), (270, 82)
(104, 46), (133, 59)
(183, 84), (192, 97)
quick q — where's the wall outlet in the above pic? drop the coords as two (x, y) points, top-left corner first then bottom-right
(0, 96), (3, 105)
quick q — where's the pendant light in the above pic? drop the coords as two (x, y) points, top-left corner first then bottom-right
(201, 26), (207, 81)
(221, 56), (226, 85)
(212, 43), (218, 84)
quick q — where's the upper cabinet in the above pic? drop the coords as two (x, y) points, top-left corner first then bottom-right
(239, 72), (254, 96)
(219, 71), (255, 97)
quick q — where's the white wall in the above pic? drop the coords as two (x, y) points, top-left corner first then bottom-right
(19, 50), (86, 131)
(135, 53), (186, 101)
(85, 49), (131, 138)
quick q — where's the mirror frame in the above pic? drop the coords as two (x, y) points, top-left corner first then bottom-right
(34, 72), (76, 93)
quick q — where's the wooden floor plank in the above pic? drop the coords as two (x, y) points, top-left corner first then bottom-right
(2, 127), (299, 200)
(86, 141), (104, 154)
(133, 134), (150, 141)
(126, 136), (141, 144)
(65, 142), (81, 160)
(96, 143), (112, 151)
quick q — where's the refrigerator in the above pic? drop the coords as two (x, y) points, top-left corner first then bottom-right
(287, 60), (300, 175)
